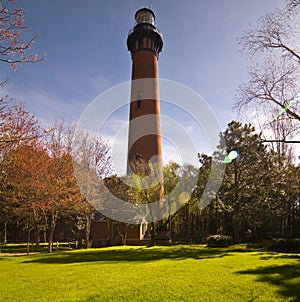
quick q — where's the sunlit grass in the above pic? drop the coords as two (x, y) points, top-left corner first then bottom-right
(1, 245), (300, 301)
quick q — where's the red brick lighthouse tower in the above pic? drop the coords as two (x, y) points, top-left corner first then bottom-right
(127, 8), (163, 174)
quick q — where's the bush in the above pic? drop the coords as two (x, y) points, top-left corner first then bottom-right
(206, 235), (232, 247)
(268, 238), (300, 253)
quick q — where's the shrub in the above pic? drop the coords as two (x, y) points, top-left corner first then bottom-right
(206, 235), (232, 247)
(268, 238), (300, 253)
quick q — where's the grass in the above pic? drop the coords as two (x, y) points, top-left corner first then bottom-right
(1, 244), (300, 301)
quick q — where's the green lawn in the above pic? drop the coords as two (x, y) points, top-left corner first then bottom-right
(1, 244), (300, 301)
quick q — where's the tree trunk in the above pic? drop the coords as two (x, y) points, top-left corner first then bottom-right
(35, 228), (40, 247)
(123, 230), (127, 246)
(47, 211), (56, 253)
(281, 219), (285, 238)
(233, 160), (241, 243)
(287, 213), (291, 239)
(184, 205), (189, 243)
(84, 213), (92, 249)
(27, 229), (31, 255)
(149, 222), (155, 246)
(43, 229), (47, 243)
(3, 221), (7, 244)
(233, 219), (240, 243)
(48, 228), (54, 253)
(286, 200), (293, 239)
(33, 207), (40, 246)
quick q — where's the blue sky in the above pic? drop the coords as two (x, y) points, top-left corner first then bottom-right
(2, 0), (290, 173)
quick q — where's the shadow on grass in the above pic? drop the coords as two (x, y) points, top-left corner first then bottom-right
(237, 259), (300, 302)
(258, 253), (300, 261)
(22, 245), (241, 264)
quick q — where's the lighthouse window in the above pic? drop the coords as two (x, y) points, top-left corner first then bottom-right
(139, 38), (143, 49)
(137, 99), (142, 109)
(137, 92), (143, 109)
(143, 38), (148, 48)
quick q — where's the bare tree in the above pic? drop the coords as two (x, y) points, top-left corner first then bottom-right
(236, 0), (300, 161)
(288, 0), (300, 9)
(72, 129), (112, 248)
(238, 1), (300, 62)
(236, 1), (300, 119)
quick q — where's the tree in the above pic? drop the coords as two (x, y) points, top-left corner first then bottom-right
(1, 143), (50, 249)
(72, 128), (112, 248)
(213, 121), (279, 242)
(163, 161), (180, 229)
(236, 0), (300, 150)
(164, 162), (204, 243)
(0, 99), (115, 248)
(266, 117), (297, 164)
(0, 98), (41, 152)
(41, 121), (81, 252)
(0, 0), (43, 76)
(271, 162), (300, 239)
(206, 120), (299, 243)
(122, 160), (164, 246)
(0, 100), (41, 244)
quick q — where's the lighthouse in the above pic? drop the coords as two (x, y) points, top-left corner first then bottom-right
(126, 8), (171, 245)
(90, 8), (170, 247)
(127, 8), (163, 174)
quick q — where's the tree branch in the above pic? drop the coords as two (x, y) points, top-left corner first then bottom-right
(262, 139), (300, 143)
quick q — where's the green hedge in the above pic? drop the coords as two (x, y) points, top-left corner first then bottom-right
(268, 238), (300, 253)
(206, 235), (233, 247)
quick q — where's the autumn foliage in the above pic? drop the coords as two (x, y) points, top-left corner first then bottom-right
(0, 100), (112, 252)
